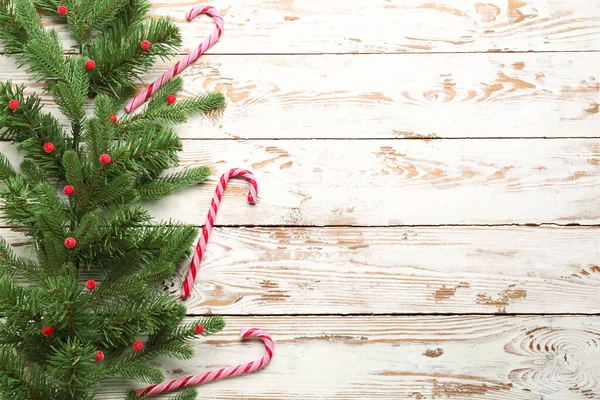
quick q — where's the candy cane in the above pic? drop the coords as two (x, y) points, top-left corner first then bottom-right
(124, 5), (224, 113)
(136, 328), (274, 397)
(181, 168), (257, 299)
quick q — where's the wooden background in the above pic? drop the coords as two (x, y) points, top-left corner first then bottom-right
(2, 0), (600, 398)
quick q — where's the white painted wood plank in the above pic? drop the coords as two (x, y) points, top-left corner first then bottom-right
(152, 0), (600, 54)
(148, 53), (600, 139)
(2, 139), (599, 226)
(96, 316), (600, 399)
(2, 50), (599, 140)
(2, 225), (599, 315)
(4, 1), (600, 54)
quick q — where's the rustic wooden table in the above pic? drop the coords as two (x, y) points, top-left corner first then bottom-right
(2, 0), (600, 398)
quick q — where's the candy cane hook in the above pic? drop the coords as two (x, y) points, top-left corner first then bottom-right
(181, 168), (257, 299)
(136, 328), (274, 397)
(125, 5), (224, 113)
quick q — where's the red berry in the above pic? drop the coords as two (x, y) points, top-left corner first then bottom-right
(166, 95), (176, 105)
(8, 99), (19, 110)
(85, 60), (96, 71)
(99, 154), (111, 165)
(57, 5), (67, 15)
(95, 350), (104, 362)
(140, 40), (151, 51)
(42, 325), (54, 337)
(195, 325), (204, 335)
(85, 280), (96, 290)
(133, 341), (143, 351)
(64, 237), (76, 249)
(43, 142), (54, 153)
(108, 114), (117, 123)
(63, 185), (74, 196)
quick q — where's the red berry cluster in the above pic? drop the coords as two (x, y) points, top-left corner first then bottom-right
(141, 40), (151, 51)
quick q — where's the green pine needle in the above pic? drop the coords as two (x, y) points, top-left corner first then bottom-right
(0, 1), (229, 398)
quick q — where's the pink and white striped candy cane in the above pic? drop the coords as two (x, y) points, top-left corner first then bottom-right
(135, 328), (274, 397)
(124, 5), (224, 113)
(181, 168), (257, 299)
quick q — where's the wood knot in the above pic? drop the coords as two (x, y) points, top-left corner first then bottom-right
(505, 327), (600, 397)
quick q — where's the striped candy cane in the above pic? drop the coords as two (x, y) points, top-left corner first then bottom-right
(124, 5), (224, 113)
(181, 168), (258, 299)
(136, 328), (274, 397)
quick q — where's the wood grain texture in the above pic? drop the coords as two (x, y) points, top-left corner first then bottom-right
(2, 138), (599, 226)
(2, 226), (599, 314)
(151, 0), (600, 54)
(3, 52), (598, 139)
(142, 53), (600, 139)
(95, 316), (600, 399)
(3, 1), (600, 54)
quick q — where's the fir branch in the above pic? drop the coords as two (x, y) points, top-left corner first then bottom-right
(50, 59), (89, 124)
(61, 150), (85, 205)
(86, 17), (181, 98)
(19, 159), (49, 183)
(31, 182), (70, 240)
(0, 0), (30, 54)
(104, 361), (163, 384)
(67, 0), (129, 44)
(13, 0), (44, 38)
(21, 29), (68, 84)
(157, 166), (211, 190)
(47, 338), (98, 400)
(73, 212), (100, 248)
(0, 82), (69, 177)
(0, 152), (16, 181)
(0, 174), (36, 229)
(0, 277), (42, 324)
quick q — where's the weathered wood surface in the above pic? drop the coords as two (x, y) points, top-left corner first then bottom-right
(2, 138), (599, 226)
(156, 0), (600, 54)
(5, 0), (599, 54)
(1, 0), (599, 399)
(96, 316), (600, 399)
(3, 226), (599, 314)
(2, 53), (599, 139)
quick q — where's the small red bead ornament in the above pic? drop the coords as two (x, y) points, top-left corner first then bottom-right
(195, 325), (204, 335)
(57, 5), (67, 15)
(99, 154), (111, 165)
(133, 341), (144, 351)
(166, 95), (176, 105)
(95, 351), (104, 362)
(108, 114), (117, 123)
(85, 60), (96, 71)
(85, 280), (97, 290)
(42, 325), (54, 337)
(63, 185), (74, 196)
(141, 40), (151, 51)
(43, 142), (55, 153)
(64, 237), (76, 249)
(8, 99), (19, 110)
